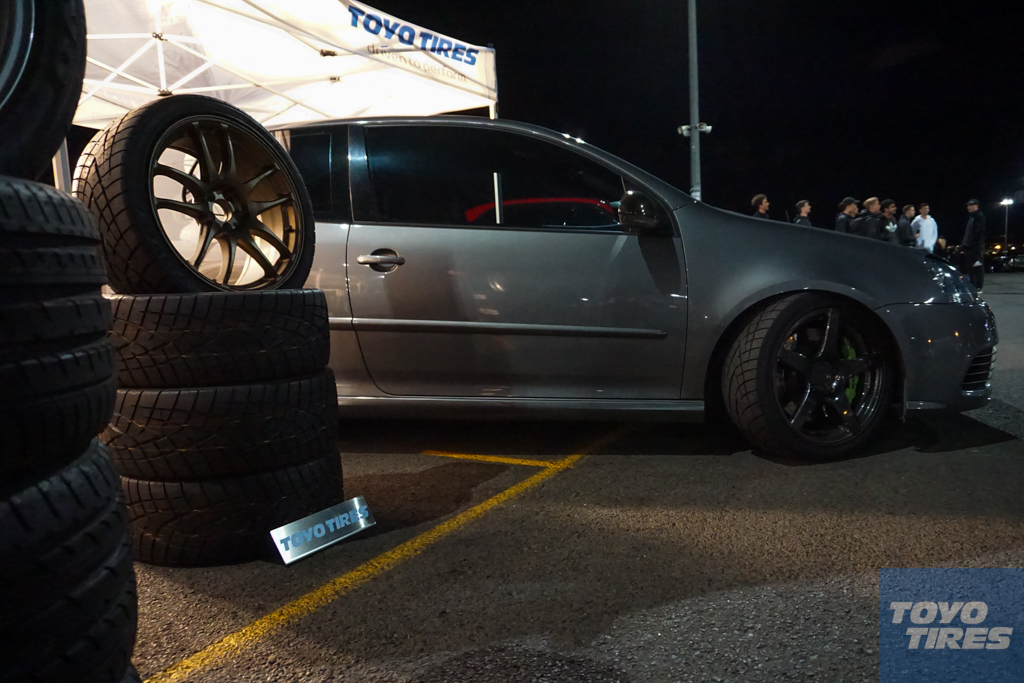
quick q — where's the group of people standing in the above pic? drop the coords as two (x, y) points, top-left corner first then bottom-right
(749, 194), (988, 291)
(832, 197), (936, 248)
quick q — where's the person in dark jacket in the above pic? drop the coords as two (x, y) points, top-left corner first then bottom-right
(849, 197), (882, 239)
(896, 204), (917, 246)
(751, 194), (771, 219)
(793, 200), (813, 227)
(835, 197), (858, 233)
(879, 199), (900, 243)
(961, 199), (987, 291)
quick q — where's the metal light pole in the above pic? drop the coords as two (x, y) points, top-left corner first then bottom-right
(687, 0), (701, 201)
(676, 0), (711, 199)
(1001, 198), (1013, 246)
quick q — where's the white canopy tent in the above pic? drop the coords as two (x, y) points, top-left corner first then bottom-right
(76, 0), (498, 129)
(53, 0), (498, 187)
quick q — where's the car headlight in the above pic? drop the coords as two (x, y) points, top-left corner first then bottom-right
(928, 262), (977, 303)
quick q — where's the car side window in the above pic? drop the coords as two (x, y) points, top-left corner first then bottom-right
(360, 125), (625, 231)
(487, 132), (623, 230)
(277, 127), (350, 222)
(360, 126), (491, 226)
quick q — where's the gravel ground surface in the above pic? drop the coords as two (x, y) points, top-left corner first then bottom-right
(132, 274), (1024, 683)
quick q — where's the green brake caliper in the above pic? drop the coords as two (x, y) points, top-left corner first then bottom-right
(842, 337), (859, 403)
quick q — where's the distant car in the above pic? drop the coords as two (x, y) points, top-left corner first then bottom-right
(256, 117), (998, 460)
(986, 243), (1023, 272)
(985, 244), (1012, 272)
(1011, 248), (1024, 272)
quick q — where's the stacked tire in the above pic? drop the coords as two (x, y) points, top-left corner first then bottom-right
(101, 291), (343, 566)
(0, 178), (137, 682)
(70, 93), (346, 569)
(69, 89), (339, 566)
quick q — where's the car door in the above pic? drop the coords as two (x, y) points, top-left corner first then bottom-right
(346, 122), (687, 399)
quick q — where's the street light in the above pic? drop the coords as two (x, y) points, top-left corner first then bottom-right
(1001, 198), (1014, 247)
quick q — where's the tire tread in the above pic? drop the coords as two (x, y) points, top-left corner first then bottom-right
(109, 290), (330, 387)
(0, 442), (136, 683)
(104, 370), (338, 480)
(123, 453), (344, 566)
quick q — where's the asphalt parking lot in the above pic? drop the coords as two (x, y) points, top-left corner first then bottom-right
(133, 274), (1024, 683)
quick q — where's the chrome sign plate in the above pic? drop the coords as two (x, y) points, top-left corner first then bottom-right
(270, 496), (375, 565)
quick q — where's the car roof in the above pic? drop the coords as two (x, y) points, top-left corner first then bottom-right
(272, 115), (553, 135)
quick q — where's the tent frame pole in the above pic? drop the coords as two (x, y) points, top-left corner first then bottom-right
(52, 140), (72, 192)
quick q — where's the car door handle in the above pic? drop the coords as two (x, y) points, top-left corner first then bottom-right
(356, 249), (406, 273)
(356, 254), (406, 266)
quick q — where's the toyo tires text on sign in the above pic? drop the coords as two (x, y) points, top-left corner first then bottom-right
(879, 569), (1022, 682)
(271, 496), (375, 565)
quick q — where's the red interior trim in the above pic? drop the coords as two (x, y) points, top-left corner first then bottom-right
(464, 197), (614, 223)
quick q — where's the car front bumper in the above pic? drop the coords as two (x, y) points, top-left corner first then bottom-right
(875, 302), (998, 411)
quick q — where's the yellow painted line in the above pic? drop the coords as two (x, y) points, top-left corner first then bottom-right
(421, 450), (557, 467)
(143, 425), (630, 683)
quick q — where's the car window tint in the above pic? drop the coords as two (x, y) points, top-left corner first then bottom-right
(279, 130), (336, 221)
(493, 133), (623, 230)
(362, 126), (492, 225)
(361, 125), (625, 230)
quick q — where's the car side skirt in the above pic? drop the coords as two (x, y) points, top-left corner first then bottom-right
(336, 396), (705, 422)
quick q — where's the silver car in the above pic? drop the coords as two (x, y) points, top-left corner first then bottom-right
(275, 116), (997, 459)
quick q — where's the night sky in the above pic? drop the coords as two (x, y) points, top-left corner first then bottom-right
(374, 0), (1024, 244)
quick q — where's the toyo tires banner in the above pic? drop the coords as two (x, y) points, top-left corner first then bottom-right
(76, 0), (498, 129)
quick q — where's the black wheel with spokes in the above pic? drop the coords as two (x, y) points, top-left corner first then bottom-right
(150, 116), (306, 289)
(73, 94), (315, 293)
(722, 293), (895, 459)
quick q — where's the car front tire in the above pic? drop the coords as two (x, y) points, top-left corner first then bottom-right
(722, 293), (894, 460)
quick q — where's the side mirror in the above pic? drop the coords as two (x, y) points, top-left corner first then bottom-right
(618, 190), (667, 235)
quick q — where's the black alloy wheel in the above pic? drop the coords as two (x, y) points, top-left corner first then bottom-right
(151, 116), (304, 289)
(773, 307), (887, 446)
(722, 293), (894, 459)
